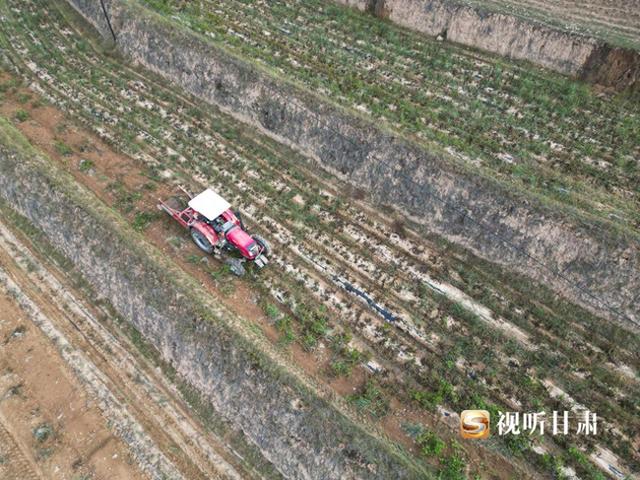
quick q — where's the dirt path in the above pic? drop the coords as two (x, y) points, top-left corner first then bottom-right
(0, 271), (146, 480)
(0, 213), (250, 480)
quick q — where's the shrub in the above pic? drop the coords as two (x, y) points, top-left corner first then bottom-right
(416, 429), (445, 457)
(14, 109), (29, 122)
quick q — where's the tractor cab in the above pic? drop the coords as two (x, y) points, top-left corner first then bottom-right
(188, 188), (232, 226)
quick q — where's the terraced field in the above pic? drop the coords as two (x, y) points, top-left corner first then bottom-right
(464, 0), (640, 50)
(1, 1), (639, 478)
(140, 0), (640, 232)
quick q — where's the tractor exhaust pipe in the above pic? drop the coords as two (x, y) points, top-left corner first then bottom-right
(234, 210), (245, 230)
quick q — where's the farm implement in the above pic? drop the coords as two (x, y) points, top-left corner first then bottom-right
(158, 187), (271, 276)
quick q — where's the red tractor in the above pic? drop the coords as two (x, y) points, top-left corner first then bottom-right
(158, 187), (270, 276)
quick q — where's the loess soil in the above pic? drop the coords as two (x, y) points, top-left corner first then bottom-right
(0, 0), (638, 479)
(0, 291), (147, 480)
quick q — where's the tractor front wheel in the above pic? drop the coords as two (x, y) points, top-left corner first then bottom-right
(226, 258), (246, 277)
(191, 228), (214, 254)
(252, 235), (272, 257)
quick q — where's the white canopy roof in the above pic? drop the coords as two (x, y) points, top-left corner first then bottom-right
(188, 188), (231, 220)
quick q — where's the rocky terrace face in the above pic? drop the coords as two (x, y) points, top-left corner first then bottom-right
(334, 0), (640, 89)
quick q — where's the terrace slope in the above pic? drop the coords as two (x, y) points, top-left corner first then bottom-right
(336, 0), (640, 90)
(0, 118), (429, 480)
(65, 0), (640, 328)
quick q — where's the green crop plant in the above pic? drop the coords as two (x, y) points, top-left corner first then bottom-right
(3, 1), (639, 476)
(106, 182), (143, 213)
(328, 336), (369, 377)
(275, 316), (296, 345)
(411, 378), (457, 411)
(437, 452), (466, 480)
(330, 360), (350, 377)
(13, 109), (28, 122)
(300, 332), (318, 352)
(563, 446), (609, 480)
(0, 78), (18, 92)
(185, 254), (201, 264)
(54, 140), (73, 156)
(348, 380), (389, 418)
(416, 429), (446, 457)
(77, 158), (94, 172)
(132, 211), (158, 231)
(263, 302), (281, 321)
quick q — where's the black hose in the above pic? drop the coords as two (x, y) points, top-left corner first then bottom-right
(235, 210), (245, 230)
(99, 0), (117, 43)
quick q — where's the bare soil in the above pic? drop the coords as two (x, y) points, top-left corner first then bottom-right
(0, 290), (146, 480)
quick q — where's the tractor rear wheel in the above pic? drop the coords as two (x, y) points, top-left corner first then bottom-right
(191, 228), (214, 254)
(253, 235), (272, 257)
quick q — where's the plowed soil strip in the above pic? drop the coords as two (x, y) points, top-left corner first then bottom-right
(0, 414), (41, 480)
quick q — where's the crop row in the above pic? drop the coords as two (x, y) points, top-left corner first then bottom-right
(10, 0), (640, 438)
(142, 0), (640, 230)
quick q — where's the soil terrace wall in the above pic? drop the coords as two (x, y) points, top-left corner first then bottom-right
(335, 0), (640, 90)
(0, 121), (427, 480)
(64, 0), (640, 329)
